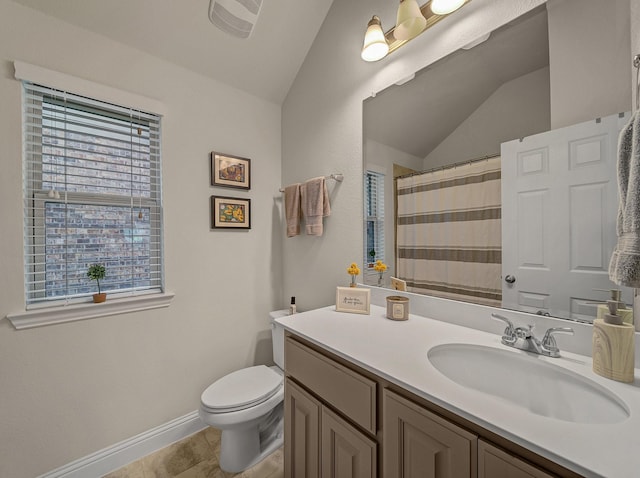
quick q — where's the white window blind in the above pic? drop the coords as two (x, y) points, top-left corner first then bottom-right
(22, 82), (164, 307)
(364, 170), (385, 267)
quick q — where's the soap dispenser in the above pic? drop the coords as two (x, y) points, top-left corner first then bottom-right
(289, 296), (296, 315)
(592, 299), (635, 383)
(595, 289), (633, 325)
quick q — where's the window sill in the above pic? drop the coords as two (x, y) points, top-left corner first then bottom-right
(6, 292), (175, 330)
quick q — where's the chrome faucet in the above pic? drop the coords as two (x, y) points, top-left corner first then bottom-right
(491, 313), (574, 358)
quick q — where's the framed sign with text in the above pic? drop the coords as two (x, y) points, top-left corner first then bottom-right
(335, 287), (370, 315)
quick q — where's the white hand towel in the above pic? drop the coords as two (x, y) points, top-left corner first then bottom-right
(609, 111), (640, 287)
(301, 177), (331, 236)
(284, 183), (301, 238)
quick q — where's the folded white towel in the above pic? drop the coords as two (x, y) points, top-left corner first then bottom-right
(301, 177), (331, 236)
(284, 183), (301, 238)
(609, 111), (640, 287)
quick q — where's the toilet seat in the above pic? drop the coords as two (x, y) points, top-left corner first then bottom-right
(201, 365), (283, 413)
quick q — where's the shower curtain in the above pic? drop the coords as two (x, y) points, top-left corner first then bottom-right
(396, 157), (502, 306)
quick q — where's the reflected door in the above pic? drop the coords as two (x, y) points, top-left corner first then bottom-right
(501, 112), (632, 321)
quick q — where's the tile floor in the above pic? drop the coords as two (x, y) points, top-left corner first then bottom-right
(103, 427), (283, 478)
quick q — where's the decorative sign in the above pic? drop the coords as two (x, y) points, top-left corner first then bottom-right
(390, 276), (407, 291)
(335, 286), (370, 315)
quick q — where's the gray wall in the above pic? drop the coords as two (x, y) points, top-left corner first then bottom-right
(0, 1), (283, 477)
(282, 0), (635, 312)
(423, 66), (551, 168)
(548, 0), (631, 128)
(282, 0), (548, 310)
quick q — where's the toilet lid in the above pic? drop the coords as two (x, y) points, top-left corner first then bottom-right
(201, 365), (283, 412)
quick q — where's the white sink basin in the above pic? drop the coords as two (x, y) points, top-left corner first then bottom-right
(427, 343), (629, 424)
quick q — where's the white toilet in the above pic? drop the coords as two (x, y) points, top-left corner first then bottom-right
(199, 310), (288, 473)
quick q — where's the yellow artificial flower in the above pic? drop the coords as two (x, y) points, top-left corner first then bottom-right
(346, 262), (361, 276)
(373, 260), (387, 272)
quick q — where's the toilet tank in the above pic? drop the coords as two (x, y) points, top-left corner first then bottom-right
(269, 309), (289, 369)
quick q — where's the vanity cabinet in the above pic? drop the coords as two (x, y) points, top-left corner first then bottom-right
(284, 333), (576, 478)
(383, 389), (476, 478)
(285, 337), (377, 478)
(478, 440), (555, 478)
(285, 379), (320, 478)
(285, 378), (377, 478)
(321, 406), (377, 478)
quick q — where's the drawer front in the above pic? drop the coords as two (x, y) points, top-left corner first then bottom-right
(285, 336), (376, 434)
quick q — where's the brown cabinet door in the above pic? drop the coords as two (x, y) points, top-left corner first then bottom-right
(285, 378), (321, 478)
(383, 389), (477, 478)
(478, 440), (556, 478)
(321, 406), (377, 478)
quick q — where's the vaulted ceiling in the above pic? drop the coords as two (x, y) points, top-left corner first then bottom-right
(11, 0), (335, 104)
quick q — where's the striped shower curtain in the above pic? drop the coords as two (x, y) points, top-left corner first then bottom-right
(396, 157), (502, 306)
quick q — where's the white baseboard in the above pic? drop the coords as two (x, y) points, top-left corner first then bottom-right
(39, 411), (207, 478)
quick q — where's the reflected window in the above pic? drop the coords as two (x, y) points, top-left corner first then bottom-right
(364, 170), (385, 268)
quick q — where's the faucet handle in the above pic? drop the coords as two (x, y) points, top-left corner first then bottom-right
(491, 313), (515, 338)
(541, 327), (574, 356)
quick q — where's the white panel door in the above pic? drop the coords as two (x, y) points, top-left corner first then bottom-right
(501, 112), (632, 321)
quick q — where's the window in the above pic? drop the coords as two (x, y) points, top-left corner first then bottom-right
(364, 170), (385, 268)
(22, 82), (163, 307)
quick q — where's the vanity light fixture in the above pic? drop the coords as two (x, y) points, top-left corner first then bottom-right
(361, 0), (470, 62)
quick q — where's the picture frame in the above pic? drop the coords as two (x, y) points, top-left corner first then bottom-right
(210, 151), (251, 190)
(390, 276), (407, 292)
(335, 286), (371, 315)
(211, 196), (251, 230)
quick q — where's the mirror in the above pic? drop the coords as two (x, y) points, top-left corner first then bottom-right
(363, 4), (633, 323)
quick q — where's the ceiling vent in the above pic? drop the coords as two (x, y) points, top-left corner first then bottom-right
(208, 0), (263, 39)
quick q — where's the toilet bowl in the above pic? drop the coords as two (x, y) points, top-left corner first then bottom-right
(198, 310), (288, 473)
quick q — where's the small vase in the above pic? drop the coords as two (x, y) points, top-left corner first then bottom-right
(350, 275), (357, 287)
(377, 273), (384, 287)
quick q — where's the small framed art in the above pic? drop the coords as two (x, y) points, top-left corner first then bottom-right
(390, 277), (407, 291)
(211, 196), (251, 229)
(211, 151), (251, 190)
(335, 286), (371, 315)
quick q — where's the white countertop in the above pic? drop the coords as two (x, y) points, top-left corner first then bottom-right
(276, 305), (640, 478)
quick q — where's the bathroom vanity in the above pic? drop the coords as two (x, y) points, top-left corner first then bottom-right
(277, 305), (640, 478)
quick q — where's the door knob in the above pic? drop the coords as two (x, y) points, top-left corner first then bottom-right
(505, 275), (516, 284)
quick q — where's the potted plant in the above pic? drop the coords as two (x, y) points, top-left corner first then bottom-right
(87, 263), (107, 303)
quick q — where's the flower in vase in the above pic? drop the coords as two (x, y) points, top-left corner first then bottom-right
(373, 260), (387, 286)
(373, 260), (387, 273)
(347, 262), (360, 286)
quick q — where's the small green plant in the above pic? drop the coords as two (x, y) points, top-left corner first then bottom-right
(87, 264), (106, 294)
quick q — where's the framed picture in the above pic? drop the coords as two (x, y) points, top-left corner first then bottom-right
(211, 196), (251, 229)
(390, 277), (407, 291)
(211, 151), (251, 190)
(335, 287), (371, 315)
